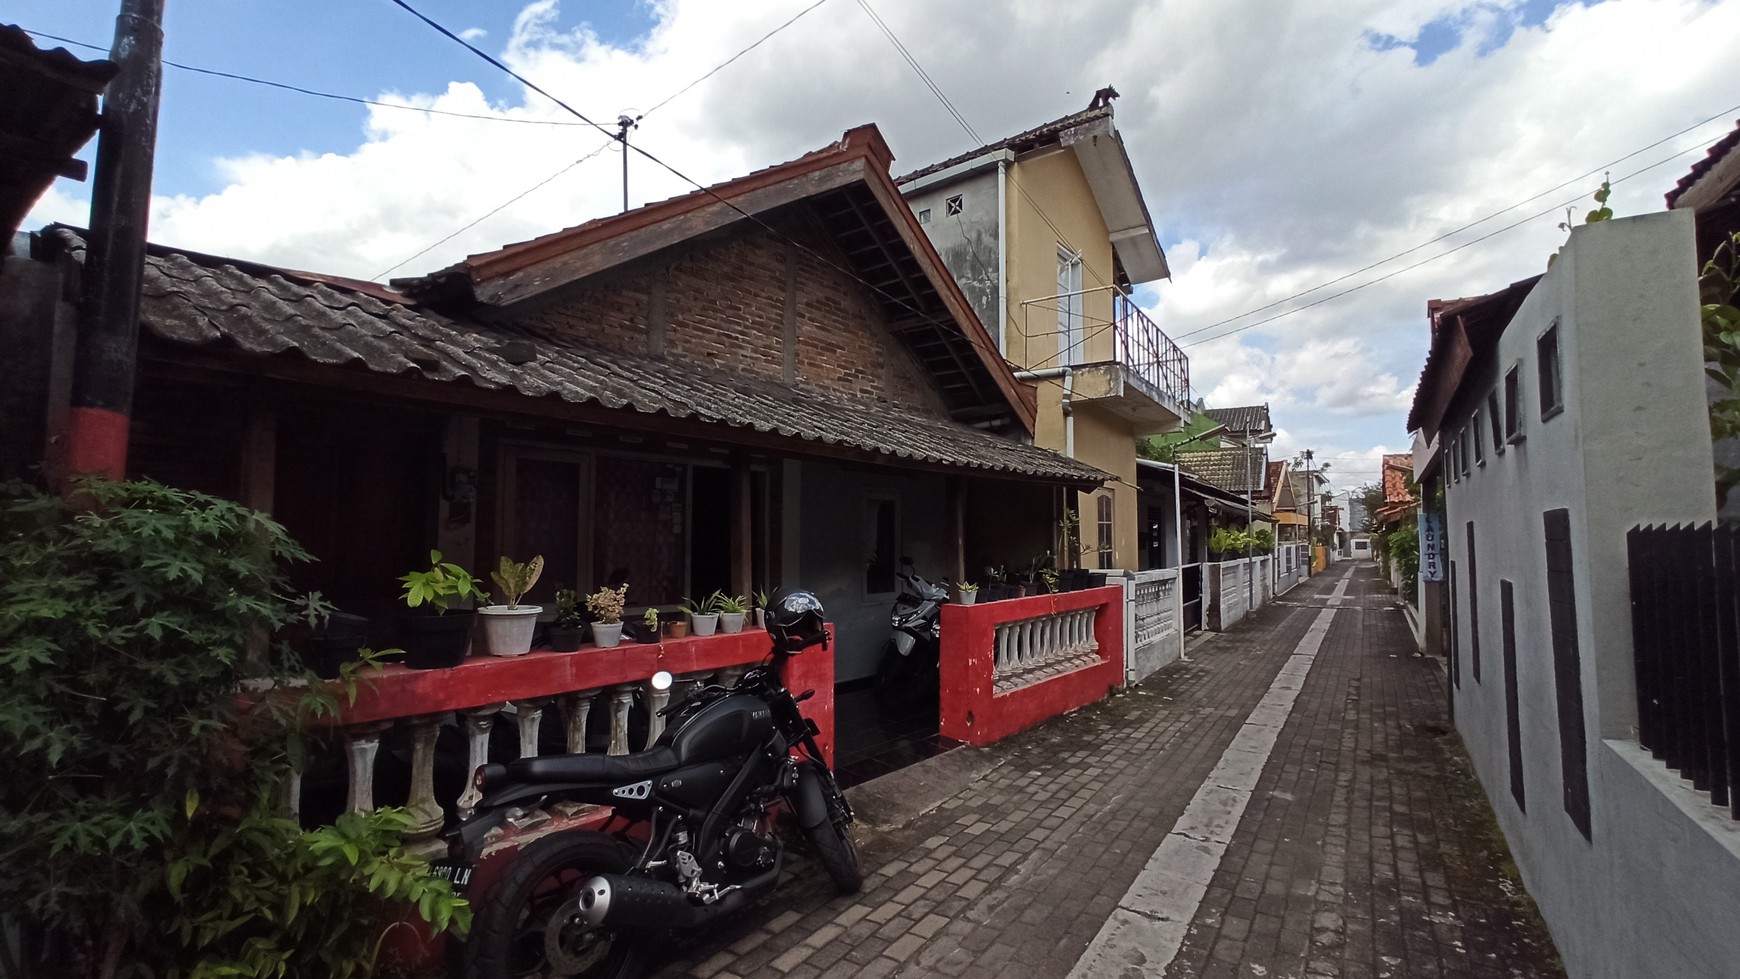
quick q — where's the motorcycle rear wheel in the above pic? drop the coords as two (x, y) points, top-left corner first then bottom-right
(465, 832), (645, 979)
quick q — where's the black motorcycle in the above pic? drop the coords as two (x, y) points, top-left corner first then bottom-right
(874, 559), (949, 703)
(445, 593), (860, 979)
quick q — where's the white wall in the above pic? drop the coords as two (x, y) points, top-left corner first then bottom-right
(1439, 210), (1738, 979)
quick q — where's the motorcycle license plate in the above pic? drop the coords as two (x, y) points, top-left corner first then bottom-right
(428, 859), (475, 892)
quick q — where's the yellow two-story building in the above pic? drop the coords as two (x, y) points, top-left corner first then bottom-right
(898, 87), (1189, 572)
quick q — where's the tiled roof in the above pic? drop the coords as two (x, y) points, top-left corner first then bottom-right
(1407, 275), (1540, 435)
(1667, 120), (1740, 209)
(1202, 404), (1272, 436)
(1265, 460), (1285, 499)
(1176, 446), (1267, 495)
(0, 25), (116, 239)
(1382, 454), (1415, 504)
(893, 102), (1111, 185)
(50, 227), (1105, 485)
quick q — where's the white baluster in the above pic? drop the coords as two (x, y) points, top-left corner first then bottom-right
(993, 623), (1009, 675)
(607, 685), (635, 756)
(643, 679), (672, 749)
(561, 690), (597, 754)
(344, 722), (389, 814)
(404, 714), (445, 843)
(516, 698), (551, 759)
(455, 705), (501, 820)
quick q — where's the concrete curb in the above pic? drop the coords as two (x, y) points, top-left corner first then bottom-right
(843, 745), (1004, 831)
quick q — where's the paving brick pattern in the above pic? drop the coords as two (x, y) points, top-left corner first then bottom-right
(648, 565), (1562, 978)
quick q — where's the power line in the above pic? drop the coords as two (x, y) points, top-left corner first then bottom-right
(1171, 105), (1740, 344)
(384, 0), (1016, 373)
(852, 0), (980, 145)
(642, 0), (836, 118)
(374, 139), (614, 279)
(1178, 141), (1711, 349)
(22, 27), (594, 127)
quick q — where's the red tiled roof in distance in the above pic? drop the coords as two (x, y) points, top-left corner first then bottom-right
(1667, 120), (1740, 210)
(1382, 453), (1415, 504)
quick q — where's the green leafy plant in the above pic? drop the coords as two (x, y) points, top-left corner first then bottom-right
(753, 589), (770, 610)
(984, 566), (1006, 585)
(680, 592), (720, 616)
(1252, 528), (1275, 554)
(1388, 520), (1421, 600)
(399, 550), (487, 613)
(715, 593), (748, 615)
(551, 588), (583, 628)
(957, 581), (978, 593)
(0, 478), (466, 979)
(488, 554), (543, 609)
(1701, 230), (1740, 504)
(585, 583), (629, 625)
(1058, 508), (1083, 567)
(642, 607), (660, 630)
(1209, 527), (1251, 557)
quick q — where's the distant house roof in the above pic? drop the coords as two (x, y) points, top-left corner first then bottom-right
(1136, 459), (1272, 518)
(1202, 404), (1272, 437)
(1382, 454), (1415, 503)
(1176, 445), (1267, 495)
(397, 125), (1035, 433)
(1264, 460), (1286, 501)
(1406, 275), (1540, 437)
(893, 87), (1169, 284)
(46, 226), (1108, 486)
(0, 25), (116, 240)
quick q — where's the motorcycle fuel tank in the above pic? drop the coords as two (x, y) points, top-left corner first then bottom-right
(666, 694), (774, 765)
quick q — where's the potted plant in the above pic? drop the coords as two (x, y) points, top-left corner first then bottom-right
(547, 588), (585, 652)
(632, 607), (661, 644)
(717, 592), (749, 634)
(666, 614), (689, 639)
(753, 589), (771, 629)
(398, 549), (487, 669)
(956, 582), (979, 606)
(983, 566), (1009, 602)
(585, 583), (629, 648)
(479, 555), (544, 657)
(682, 592), (720, 637)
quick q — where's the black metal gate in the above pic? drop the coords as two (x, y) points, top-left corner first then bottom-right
(1627, 523), (1740, 820)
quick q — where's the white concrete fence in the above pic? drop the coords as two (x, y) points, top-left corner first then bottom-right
(1119, 568), (1182, 685)
(992, 607), (1103, 693)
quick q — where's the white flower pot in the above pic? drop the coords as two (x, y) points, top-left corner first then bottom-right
(689, 613), (720, 637)
(719, 611), (747, 634)
(478, 605), (542, 657)
(957, 591), (978, 606)
(591, 621), (625, 648)
(754, 608), (766, 630)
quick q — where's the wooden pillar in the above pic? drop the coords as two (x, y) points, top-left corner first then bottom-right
(729, 454), (752, 597)
(241, 396), (276, 513)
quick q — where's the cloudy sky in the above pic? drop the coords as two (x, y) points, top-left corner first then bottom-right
(21, 0), (1740, 499)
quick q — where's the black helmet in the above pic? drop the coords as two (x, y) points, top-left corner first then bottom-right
(767, 590), (828, 653)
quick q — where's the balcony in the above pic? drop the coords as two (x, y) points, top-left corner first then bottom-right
(1113, 291), (1191, 408)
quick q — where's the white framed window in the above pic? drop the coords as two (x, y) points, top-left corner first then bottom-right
(1057, 246), (1084, 366)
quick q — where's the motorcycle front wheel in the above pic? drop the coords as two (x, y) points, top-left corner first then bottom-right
(465, 832), (645, 979)
(804, 784), (863, 895)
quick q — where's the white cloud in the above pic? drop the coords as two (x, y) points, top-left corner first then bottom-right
(23, 0), (1740, 472)
(459, 27), (489, 42)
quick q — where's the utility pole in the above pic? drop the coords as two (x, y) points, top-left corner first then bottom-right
(64, 0), (166, 484)
(616, 113), (637, 212)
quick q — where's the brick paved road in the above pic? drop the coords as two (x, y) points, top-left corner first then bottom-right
(648, 564), (1563, 979)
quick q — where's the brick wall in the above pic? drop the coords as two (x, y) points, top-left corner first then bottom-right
(511, 221), (950, 418)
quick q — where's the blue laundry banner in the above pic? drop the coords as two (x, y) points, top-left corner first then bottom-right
(1420, 512), (1445, 582)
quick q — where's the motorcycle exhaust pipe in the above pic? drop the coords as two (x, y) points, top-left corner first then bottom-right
(578, 864), (780, 929)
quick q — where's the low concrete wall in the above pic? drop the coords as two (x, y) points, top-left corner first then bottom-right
(1121, 568), (1181, 685)
(1205, 558), (1253, 630)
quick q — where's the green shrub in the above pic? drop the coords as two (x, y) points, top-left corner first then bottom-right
(1387, 520), (1421, 603)
(0, 479), (466, 978)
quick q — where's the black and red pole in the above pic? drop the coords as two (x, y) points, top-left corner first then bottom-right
(63, 0), (165, 483)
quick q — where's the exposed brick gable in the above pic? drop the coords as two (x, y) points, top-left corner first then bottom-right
(509, 220), (949, 418)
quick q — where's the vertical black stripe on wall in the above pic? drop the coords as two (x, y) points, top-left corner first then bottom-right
(1543, 508), (1592, 839)
(1467, 521), (1481, 683)
(1449, 559), (1461, 688)
(1501, 579), (1525, 811)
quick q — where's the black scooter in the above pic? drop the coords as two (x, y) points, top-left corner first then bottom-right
(873, 559), (949, 703)
(443, 640), (859, 979)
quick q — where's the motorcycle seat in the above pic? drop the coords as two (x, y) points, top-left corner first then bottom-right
(506, 746), (681, 783)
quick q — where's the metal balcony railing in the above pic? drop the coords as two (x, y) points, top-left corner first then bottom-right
(1114, 291), (1191, 406)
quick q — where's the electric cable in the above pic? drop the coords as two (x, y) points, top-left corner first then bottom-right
(1179, 140), (1713, 349)
(1170, 101), (1740, 341)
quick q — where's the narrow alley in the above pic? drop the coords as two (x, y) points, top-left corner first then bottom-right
(653, 563), (1564, 979)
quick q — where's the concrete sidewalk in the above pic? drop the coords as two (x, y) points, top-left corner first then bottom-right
(652, 563), (1563, 979)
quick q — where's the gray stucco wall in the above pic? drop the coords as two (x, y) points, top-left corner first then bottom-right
(903, 170), (1001, 347)
(786, 460), (949, 683)
(1439, 210), (1739, 979)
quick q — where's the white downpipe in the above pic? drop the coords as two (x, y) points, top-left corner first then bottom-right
(1173, 459), (1186, 663)
(997, 159), (1008, 358)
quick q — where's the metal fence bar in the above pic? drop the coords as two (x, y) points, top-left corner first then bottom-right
(1719, 525), (1740, 819)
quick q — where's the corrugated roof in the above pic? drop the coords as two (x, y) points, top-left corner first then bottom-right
(1406, 275), (1540, 436)
(49, 227), (1105, 485)
(1176, 446), (1267, 495)
(1202, 404), (1271, 436)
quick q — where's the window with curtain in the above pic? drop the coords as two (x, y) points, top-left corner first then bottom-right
(1057, 246), (1084, 366)
(1097, 493), (1114, 570)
